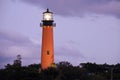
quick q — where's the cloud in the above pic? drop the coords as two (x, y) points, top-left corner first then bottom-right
(0, 29), (40, 67)
(55, 40), (86, 65)
(20, 0), (120, 18)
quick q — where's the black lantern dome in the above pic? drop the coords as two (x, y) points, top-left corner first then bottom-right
(40, 9), (55, 27)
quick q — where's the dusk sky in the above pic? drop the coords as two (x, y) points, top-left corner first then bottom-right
(0, 0), (120, 68)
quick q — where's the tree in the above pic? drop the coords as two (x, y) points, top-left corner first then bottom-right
(13, 55), (22, 67)
(40, 67), (59, 80)
(0, 60), (120, 80)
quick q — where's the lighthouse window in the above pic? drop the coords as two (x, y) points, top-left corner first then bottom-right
(47, 50), (50, 55)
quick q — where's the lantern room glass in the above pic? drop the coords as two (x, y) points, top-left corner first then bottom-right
(43, 11), (53, 21)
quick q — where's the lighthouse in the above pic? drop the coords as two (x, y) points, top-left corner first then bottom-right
(40, 9), (55, 70)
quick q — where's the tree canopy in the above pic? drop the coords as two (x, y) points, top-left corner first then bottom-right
(0, 61), (120, 80)
(0, 55), (120, 80)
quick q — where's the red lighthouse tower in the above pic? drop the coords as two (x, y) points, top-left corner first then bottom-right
(40, 9), (55, 70)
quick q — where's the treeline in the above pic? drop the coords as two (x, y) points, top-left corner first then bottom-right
(0, 61), (120, 80)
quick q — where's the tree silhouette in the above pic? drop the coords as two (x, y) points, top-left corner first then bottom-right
(13, 54), (22, 67)
(0, 59), (120, 80)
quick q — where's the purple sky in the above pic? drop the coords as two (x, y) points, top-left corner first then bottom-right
(0, 0), (120, 68)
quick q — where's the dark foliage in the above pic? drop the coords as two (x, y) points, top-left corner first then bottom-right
(0, 61), (120, 80)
